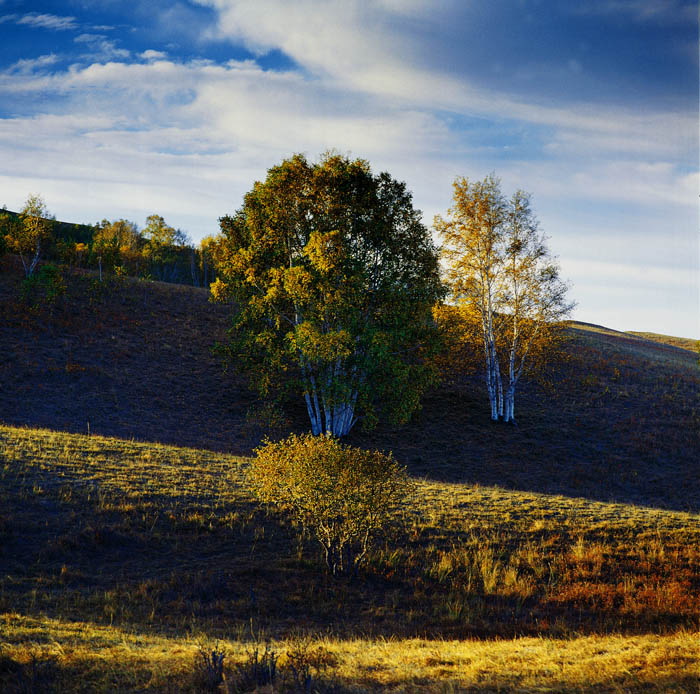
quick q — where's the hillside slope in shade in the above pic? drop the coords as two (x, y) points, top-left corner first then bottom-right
(1, 256), (698, 512)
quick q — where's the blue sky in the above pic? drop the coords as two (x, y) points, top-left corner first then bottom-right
(1, 0), (697, 337)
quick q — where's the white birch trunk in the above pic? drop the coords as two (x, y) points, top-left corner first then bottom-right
(495, 356), (503, 420)
(27, 240), (41, 277)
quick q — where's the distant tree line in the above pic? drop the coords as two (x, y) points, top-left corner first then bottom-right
(0, 198), (217, 288)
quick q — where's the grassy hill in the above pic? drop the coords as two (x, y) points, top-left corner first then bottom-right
(0, 258), (698, 692)
(2, 255), (697, 512)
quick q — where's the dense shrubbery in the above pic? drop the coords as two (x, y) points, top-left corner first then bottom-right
(248, 433), (412, 576)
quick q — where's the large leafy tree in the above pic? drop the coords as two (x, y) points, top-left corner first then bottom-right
(212, 153), (444, 436)
(435, 175), (573, 423)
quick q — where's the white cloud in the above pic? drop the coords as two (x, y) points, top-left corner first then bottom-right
(141, 49), (168, 61)
(74, 33), (103, 43)
(0, 57), (452, 232)
(194, 0), (694, 166)
(16, 13), (78, 31)
(72, 34), (130, 60)
(6, 54), (59, 75)
(563, 258), (699, 337)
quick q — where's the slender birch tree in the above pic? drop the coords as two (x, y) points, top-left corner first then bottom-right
(435, 176), (573, 423)
(211, 153), (443, 436)
(5, 194), (54, 277)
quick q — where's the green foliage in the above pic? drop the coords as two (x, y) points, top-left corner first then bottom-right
(86, 273), (125, 306)
(212, 152), (444, 435)
(248, 433), (412, 576)
(141, 214), (191, 282)
(5, 194), (55, 277)
(20, 263), (66, 311)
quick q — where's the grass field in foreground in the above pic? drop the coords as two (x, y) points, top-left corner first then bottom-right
(1, 424), (698, 692)
(2, 614), (698, 693)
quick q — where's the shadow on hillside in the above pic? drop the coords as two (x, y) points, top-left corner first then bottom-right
(1, 258), (698, 514)
(351, 379), (700, 515)
(0, 258), (261, 453)
(3, 471), (697, 645)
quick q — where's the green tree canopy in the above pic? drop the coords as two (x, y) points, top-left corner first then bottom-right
(212, 152), (444, 436)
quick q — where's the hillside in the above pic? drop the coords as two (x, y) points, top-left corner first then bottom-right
(1, 256), (698, 512)
(1, 258), (699, 692)
(626, 330), (699, 353)
(1, 424), (698, 692)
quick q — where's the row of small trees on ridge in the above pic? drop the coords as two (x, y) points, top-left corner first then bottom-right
(0, 199), (217, 287)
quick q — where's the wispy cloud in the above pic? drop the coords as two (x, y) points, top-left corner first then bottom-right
(16, 13), (78, 31)
(573, 0), (697, 24)
(6, 54), (59, 75)
(73, 34), (130, 60)
(141, 49), (168, 61)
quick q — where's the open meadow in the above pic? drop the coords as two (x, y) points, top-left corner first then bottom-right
(1, 259), (699, 692)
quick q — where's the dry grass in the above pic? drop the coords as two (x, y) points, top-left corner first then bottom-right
(0, 255), (257, 453)
(1, 257), (698, 512)
(627, 331), (699, 353)
(1, 615), (698, 692)
(1, 424), (699, 690)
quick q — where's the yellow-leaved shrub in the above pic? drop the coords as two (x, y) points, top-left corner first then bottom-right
(248, 434), (412, 576)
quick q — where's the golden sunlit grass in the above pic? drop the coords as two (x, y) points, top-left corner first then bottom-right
(2, 613), (698, 693)
(1, 424), (699, 691)
(626, 331), (699, 353)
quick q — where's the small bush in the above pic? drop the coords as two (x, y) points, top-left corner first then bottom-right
(248, 434), (412, 576)
(231, 643), (278, 692)
(20, 263), (66, 311)
(283, 639), (338, 693)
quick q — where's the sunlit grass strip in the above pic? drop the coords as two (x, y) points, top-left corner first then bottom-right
(2, 613), (698, 693)
(2, 423), (697, 527)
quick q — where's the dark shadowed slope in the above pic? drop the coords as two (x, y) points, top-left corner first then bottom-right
(1, 256), (698, 512)
(0, 256), (258, 452)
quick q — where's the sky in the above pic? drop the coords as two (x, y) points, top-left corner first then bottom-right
(0, 0), (698, 338)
